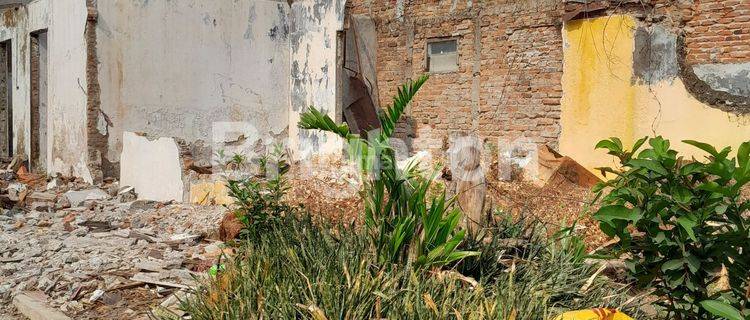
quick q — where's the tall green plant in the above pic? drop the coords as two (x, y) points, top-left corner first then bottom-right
(593, 136), (750, 319)
(298, 75), (476, 268)
(226, 145), (293, 237)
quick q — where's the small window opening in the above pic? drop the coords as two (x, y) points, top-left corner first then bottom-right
(427, 39), (458, 73)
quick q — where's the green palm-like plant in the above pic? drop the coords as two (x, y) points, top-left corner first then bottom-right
(298, 75), (477, 268)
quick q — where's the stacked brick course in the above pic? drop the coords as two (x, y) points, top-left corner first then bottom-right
(349, 0), (564, 154)
(685, 0), (750, 64)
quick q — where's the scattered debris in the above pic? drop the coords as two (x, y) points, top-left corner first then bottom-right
(0, 171), (227, 319)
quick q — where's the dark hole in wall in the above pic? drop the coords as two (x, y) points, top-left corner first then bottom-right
(0, 40), (11, 159)
(30, 30), (47, 173)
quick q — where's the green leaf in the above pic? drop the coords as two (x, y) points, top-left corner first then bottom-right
(378, 75), (429, 139)
(627, 159), (668, 176)
(631, 136), (648, 153)
(593, 205), (642, 224)
(736, 141), (750, 179)
(298, 106), (352, 139)
(683, 140), (720, 157)
(672, 186), (693, 204)
(595, 139), (622, 153)
(685, 255), (700, 273)
(676, 215), (698, 242)
(661, 259), (684, 272)
(699, 300), (744, 320)
(679, 162), (704, 176)
(650, 136), (670, 156)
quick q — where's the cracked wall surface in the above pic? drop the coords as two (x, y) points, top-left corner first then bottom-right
(96, 0), (291, 170)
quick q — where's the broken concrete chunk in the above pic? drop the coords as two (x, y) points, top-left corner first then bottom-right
(89, 289), (105, 302)
(28, 191), (57, 203)
(165, 233), (201, 246)
(135, 260), (167, 272)
(129, 199), (158, 211)
(0, 170), (17, 181)
(46, 177), (63, 190)
(7, 182), (27, 202)
(116, 186), (138, 202)
(63, 188), (109, 207)
(120, 132), (185, 202)
(54, 196), (71, 211)
(130, 273), (190, 289)
(12, 292), (72, 320)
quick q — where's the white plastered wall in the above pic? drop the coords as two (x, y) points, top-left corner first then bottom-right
(0, 0), (92, 181)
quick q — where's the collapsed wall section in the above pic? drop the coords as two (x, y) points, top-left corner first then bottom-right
(96, 0), (291, 175)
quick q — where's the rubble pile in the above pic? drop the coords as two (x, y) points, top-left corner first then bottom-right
(0, 159), (227, 319)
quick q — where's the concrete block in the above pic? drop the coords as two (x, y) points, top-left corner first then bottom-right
(120, 132), (184, 202)
(63, 188), (109, 207)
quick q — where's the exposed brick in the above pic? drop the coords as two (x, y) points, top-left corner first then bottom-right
(685, 0), (750, 64)
(349, 0), (565, 151)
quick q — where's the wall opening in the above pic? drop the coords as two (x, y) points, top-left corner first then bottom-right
(426, 39), (459, 73)
(0, 40), (11, 159)
(30, 30), (47, 173)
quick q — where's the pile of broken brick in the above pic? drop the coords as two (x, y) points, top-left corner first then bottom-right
(0, 156), (228, 319)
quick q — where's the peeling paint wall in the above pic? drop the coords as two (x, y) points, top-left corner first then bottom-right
(97, 0), (291, 167)
(561, 16), (750, 174)
(289, 0), (345, 160)
(693, 63), (750, 97)
(0, 0), (92, 181)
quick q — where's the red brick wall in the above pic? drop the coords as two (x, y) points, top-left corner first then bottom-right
(685, 0), (750, 64)
(349, 0), (564, 153)
(349, 0), (750, 156)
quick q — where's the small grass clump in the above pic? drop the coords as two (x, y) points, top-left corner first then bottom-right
(160, 214), (643, 320)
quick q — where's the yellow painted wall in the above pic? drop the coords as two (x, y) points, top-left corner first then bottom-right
(561, 15), (750, 173)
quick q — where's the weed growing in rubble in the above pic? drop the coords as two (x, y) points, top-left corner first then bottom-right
(593, 136), (750, 319)
(160, 213), (643, 320)
(298, 74), (477, 269)
(225, 145), (293, 237)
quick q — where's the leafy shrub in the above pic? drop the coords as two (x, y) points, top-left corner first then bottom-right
(298, 75), (476, 269)
(593, 136), (750, 319)
(225, 145), (293, 237)
(160, 214), (641, 320)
